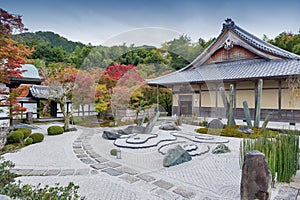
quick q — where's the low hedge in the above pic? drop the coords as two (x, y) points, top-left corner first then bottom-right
(195, 125), (278, 138)
(1, 144), (16, 152)
(7, 131), (24, 144)
(16, 128), (32, 138)
(29, 133), (44, 143)
(47, 126), (64, 135)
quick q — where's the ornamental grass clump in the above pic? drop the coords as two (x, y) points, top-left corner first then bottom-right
(240, 130), (299, 182)
(47, 126), (64, 135)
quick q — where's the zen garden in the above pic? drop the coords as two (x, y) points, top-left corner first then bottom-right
(2, 6), (300, 200)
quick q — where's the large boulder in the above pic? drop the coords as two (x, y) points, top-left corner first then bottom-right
(207, 119), (224, 129)
(238, 125), (254, 134)
(102, 130), (123, 140)
(122, 126), (146, 134)
(159, 122), (181, 131)
(163, 145), (192, 167)
(241, 150), (272, 200)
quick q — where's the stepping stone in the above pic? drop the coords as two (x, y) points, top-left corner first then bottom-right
(80, 158), (96, 164)
(153, 188), (178, 199)
(45, 169), (61, 176)
(90, 163), (107, 170)
(75, 168), (90, 175)
(106, 161), (121, 168)
(91, 170), (99, 175)
(173, 187), (196, 199)
(73, 149), (85, 154)
(117, 166), (139, 175)
(76, 154), (88, 158)
(137, 174), (156, 182)
(132, 180), (158, 191)
(119, 174), (140, 184)
(95, 157), (109, 163)
(153, 180), (174, 190)
(101, 168), (123, 176)
(73, 144), (82, 149)
(86, 150), (97, 155)
(89, 153), (101, 159)
(60, 169), (75, 176)
(28, 169), (47, 176)
(15, 169), (33, 175)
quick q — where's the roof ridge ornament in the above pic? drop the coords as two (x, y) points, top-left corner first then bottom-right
(223, 18), (235, 30)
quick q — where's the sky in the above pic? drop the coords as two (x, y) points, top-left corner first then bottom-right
(1, 0), (300, 47)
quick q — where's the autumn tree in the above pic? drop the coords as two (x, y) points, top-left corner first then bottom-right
(94, 84), (110, 119)
(45, 67), (78, 130)
(72, 71), (95, 117)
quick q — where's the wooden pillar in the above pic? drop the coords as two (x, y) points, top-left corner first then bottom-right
(37, 100), (40, 119)
(278, 80), (282, 120)
(199, 84), (202, 116)
(215, 84), (218, 107)
(233, 83), (237, 117)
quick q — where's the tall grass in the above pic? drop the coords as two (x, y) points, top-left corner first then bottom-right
(240, 130), (299, 182)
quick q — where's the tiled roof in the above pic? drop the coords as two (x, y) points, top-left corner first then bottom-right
(147, 19), (300, 85)
(30, 85), (50, 99)
(147, 59), (300, 85)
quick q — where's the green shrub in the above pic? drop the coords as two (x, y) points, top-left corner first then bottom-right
(110, 149), (117, 156)
(1, 144), (16, 152)
(7, 131), (24, 144)
(0, 157), (82, 199)
(47, 126), (64, 135)
(29, 133), (44, 143)
(24, 138), (33, 145)
(70, 117), (83, 124)
(16, 128), (32, 138)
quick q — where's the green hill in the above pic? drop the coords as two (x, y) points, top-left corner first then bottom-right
(14, 31), (86, 53)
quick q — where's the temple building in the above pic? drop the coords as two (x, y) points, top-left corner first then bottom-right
(147, 19), (300, 122)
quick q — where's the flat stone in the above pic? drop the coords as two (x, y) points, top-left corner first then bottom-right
(73, 149), (85, 154)
(132, 180), (158, 191)
(80, 158), (96, 164)
(117, 166), (139, 175)
(91, 170), (99, 175)
(89, 154), (101, 159)
(45, 169), (61, 176)
(82, 145), (92, 150)
(137, 174), (156, 182)
(106, 161), (121, 168)
(119, 174), (140, 184)
(86, 150), (97, 155)
(72, 144), (82, 149)
(95, 157), (109, 163)
(290, 181), (300, 189)
(28, 169), (47, 176)
(153, 188), (178, 199)
(76, 154), (88, 158)
(101, 168), (123, 176)
(59, 169), (75, 176)
(173, 187), (196, 199)
(75, 168), (90, 175)
(16, 169), (33, 175)
(90, 163), (107, 170)
(153, 180), (174, 190)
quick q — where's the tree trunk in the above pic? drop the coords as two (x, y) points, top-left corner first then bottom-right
(60, 102), (69, 131)
(81, 105), (85, 118)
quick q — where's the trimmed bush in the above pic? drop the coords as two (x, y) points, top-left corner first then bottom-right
(24, 138), (33, 145)
(47, 126), (64, 135)
(16, 128), (32, 138)
(110, 149), (117, 156)
(29, 133), (44, 143)
(1, 144), (16, 152)
(7, 131), (24, 144)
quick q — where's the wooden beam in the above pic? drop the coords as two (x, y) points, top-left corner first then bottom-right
(278, 80), (282, 120)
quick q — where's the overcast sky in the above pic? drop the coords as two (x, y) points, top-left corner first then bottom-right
(1, 0), (300, 46)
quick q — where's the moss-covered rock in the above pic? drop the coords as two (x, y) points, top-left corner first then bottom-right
(110, 149), (117, 156)
(47, 126), (64, 135)
(29, 133), (44, 143)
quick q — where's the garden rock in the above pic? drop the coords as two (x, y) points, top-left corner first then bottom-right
(212, 144), (230, 154)
(207, 119), (224, 129)
(122, 126), (146, 135)
(159, 122), (181, 131)
(241, 150), (272, 200)
(238, 125), (253, 134)
(102, 130), (122, 140)
(163, 145), (192, 167)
